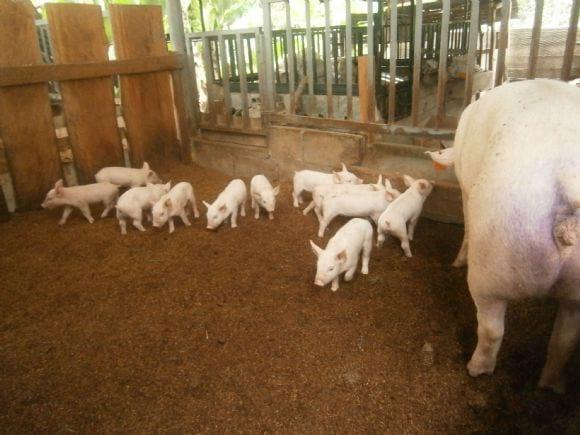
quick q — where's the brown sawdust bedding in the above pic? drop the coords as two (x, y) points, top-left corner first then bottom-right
(0, 163), (578, 433)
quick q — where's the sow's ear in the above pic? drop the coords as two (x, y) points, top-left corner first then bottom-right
(336, 249), (347, 262)
(310, 240), (323, 257)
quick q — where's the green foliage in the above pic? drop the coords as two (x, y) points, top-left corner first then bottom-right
(187, 0), (258, 32)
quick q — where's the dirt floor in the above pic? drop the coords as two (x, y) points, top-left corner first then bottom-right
(0, 163), (578, 433)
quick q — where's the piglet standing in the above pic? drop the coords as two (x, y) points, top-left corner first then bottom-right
(204, 179), (247, 230)
(310, 218), (373, 291)
(377, 175), (434, 257)
(293, 163), (363, 208)
(250, 175), (280, 220)
(95, 162), (161, 188)
(152, 182), (200, 234)
(116, 182), (171, 234)
(41, 179), (119, 225)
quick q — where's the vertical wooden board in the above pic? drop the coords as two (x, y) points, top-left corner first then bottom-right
(46, 3), (123, 183)
(109, 4), (179, 167)
(0, 0), (62, 210)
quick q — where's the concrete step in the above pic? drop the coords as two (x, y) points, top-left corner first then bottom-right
(199, 126), (267, 149)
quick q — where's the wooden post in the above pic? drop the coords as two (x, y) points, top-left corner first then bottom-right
(561, 0), (579, 81)
(494, 0), (510, 87)
(304, 0), (315, 115)
(388, 0), (397, 124)
(488, 2), (496, 71)
(358, 55), (374, 123)
(285, 0), (296, 113)
(167, 0), (195, 156)
(218, 34), (232, 124)
(202, 36), (215, 124)
(527, 0), (544, 79)
(411, 0), (422, 126)
(367, 0), (375, 122)
(236, 33), (250, 128)
(345, 0), (353, 119)
(324, 0), (333, 117)
(262, 0), (275, 111)
(436, 0), (450, 128)
(0, 184), (9, 222)
(463, 0), (480, 107)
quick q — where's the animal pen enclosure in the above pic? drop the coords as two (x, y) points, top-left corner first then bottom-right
(1, 0), (580, 432)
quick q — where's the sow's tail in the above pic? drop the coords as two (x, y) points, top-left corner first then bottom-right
(425, 144), (455, 170)
(554, 173), (580, 251)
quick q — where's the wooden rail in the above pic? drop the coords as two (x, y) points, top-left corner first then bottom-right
(0, 54), (183, 87)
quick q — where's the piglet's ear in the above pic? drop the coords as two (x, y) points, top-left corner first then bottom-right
(142, 162), (150, 170)
(376, 174), (383, 185)
(332, 172), (341, 183)
(418, 181), (428, 191)
(385, 191), (395, 201)
(164, 198), (172, 208)
(273, 185), (280, 196)
(218, 205), (227, 212)
(403, 174), (414, 187)
(165, 181), (172, 190)
(310, 240), (323, 257)
(203, 201), (211, 209)
(336, 250), (347, 262)
(55, 179), (64, 196)
(341, 162), (347, 172)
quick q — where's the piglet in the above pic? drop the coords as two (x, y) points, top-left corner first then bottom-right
(317, 188), (400, 238)
(41, 179), (119, 225)
(204, 179), (247, 230)
(293, 163), (362, 208)
(152, 182), (200, 234)
(250, 175), (280, 220)
(310, 218), (373, 291)
(95, 162), (161, 188)
(376, 175), (434, 257)
(116, 182), (171, 234)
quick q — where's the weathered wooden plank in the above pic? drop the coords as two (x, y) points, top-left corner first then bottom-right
(357, 55), (373, 122)
(0, 0), (62, 210)
(201, 36), (216, 124)
(0, 55), (184, 87)
(285, 1), (296, 113)
(345, 0), (353, 119)
(488, 2), (496, 71)
(436, 0), (451, 128)
(324, 0), (333, 117)
(261, 0), (275, 111)
(217, 34), (232, 125)
(110, 4), (180, 167)
(494, 0), (510, 87)
(561, 0), (579, 81)
(388, 0), (397, 123)
(170, 69), (192, 163)
(527, 0), (544, 79)
(46, 3), (123, 183)
(263, 111), (455, 139)
(305, 0), (315, 115)
(236, 33), (250, 128)
(0, 183), (10, 222)
(367, 0), (375, 122)
(463, 0), (480, 107)
(411, 0), (423, 126)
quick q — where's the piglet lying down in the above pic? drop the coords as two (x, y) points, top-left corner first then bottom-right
(42, 179), (119, 225)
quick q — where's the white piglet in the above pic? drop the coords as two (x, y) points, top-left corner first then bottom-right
(204, 179), (248, 230)
(41, 179), (119, 225)
(152, 182), (199, 234)
(116, 182), (171, 234)
(310, 218), (373, 291)
(95, 162), (161, 188)
(377, 175), (434, 257)
(250, 175), (280, 220)
(317, 189), (400, 238)
(292, 163), (362, 207)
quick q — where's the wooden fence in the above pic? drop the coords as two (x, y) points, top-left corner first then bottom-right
(0, 0), (190, 211)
